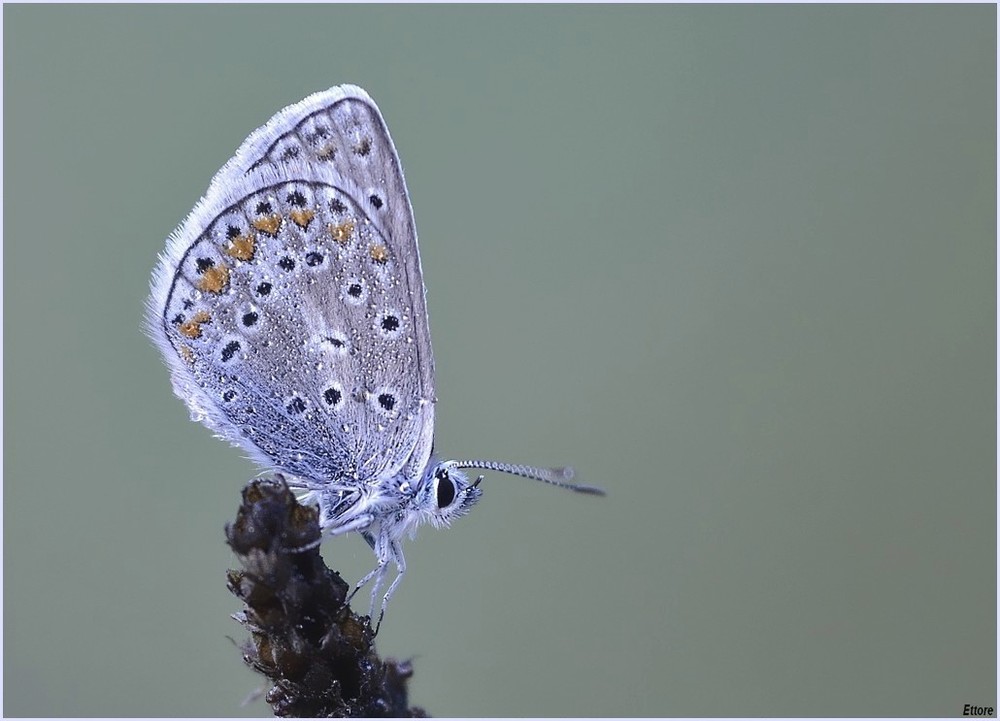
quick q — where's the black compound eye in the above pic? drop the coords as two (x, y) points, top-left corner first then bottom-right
(435, 471), (456, 509)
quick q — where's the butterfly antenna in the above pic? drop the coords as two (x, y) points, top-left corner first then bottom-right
(451, 460), (606, 496)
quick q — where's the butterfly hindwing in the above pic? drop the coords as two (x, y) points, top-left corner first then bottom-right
(147, 86), (436, 486)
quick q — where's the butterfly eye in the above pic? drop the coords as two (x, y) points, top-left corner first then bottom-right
(435, 470), (456, 509)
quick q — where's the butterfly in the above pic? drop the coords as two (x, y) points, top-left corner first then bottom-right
(146, 85), (603, 625)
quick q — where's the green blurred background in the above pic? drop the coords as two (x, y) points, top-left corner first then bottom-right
(3, 5), (995, 717)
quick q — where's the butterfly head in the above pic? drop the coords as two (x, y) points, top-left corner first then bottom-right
(409, 461), (483, 530)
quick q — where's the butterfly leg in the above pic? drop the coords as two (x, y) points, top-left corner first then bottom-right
(379, 541), (407, 618)
(346, 530), (392, 623)
(347, 556), (385, 606)
(367, 544), (405, 636)
(289, 511), (374, 553)
(368, 556), (393, 621)
(325, 512), (375, 537)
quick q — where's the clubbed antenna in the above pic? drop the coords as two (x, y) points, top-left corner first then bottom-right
(451, 460), (606, 496)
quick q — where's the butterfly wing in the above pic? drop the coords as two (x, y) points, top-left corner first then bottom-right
(146, 86), (435, 487)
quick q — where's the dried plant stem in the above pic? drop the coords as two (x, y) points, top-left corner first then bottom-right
(225, 476), (425, 717)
